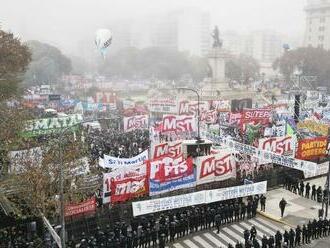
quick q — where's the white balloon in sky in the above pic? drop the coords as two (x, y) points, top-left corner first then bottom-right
(95, 29), (112, 57)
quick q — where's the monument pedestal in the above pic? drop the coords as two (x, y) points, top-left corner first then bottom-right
(202, 47), (255, 100)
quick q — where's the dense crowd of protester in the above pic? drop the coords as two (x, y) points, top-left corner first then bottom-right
(86, 128), (150, 162)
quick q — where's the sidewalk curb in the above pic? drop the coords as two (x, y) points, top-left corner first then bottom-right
(257, 210), (295, 228)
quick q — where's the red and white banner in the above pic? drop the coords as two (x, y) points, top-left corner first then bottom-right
(110, 175), (148, 203)
(150, 140), (183, 160)
(195, 150), (236, 185)
(240, 109), (271, 127)
(149, 156), (195, 195)
(200, 109), (218, 124)
(178, 100), (209, 116)
(103, 163), (148, 203)
(64, 197), (96, 217)
(210, 100), (230, 111)
(123, 115), (148, 132)
(258, 136), (295, 156)
(95, 92), (117, 109)
(162, 115), (197, 133)
(229, 112), (242, 125)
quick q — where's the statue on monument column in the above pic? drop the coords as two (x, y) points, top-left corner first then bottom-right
(211, 26), (223, 48)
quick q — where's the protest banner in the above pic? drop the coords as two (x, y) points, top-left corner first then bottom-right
(103, 163), (148, 204)
(210, 100), (230, 111)
(200, 109), (218, 124)
(228, 112), (242, 125)
(123, 115), (148, 132)
(296, 136), (328, 160)
(240, 108), (271, 128)
(9, 147), (42, 173)
(297, 120), (329, 136)
(23, 114), (83, 137)
(111, 175), (149, 203)
(258, 136), (294, 156)
(132, 190), (206, 216)
(64, 197), (96, 217)
(201, 131), (317, 177)
(205, 181), (267, 203)
(95, 91), (117, 109)
(162, 115), (197, 133)
(102, 150), (148, 169)
(149, 156), (195, 195)
(195, 151), (236, 185)
(178, 100), (209, 116)
(132, 181), (267, 216)
(150, 140), (183, 160)
(148, 98), (178, 113)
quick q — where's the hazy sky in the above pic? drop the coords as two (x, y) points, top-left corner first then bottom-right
(0, 0), (307, 55)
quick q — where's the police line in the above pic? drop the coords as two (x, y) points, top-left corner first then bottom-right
(132, 181), (267, 217)
(201, 131), (317, 178)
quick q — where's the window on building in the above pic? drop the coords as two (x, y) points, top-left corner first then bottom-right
(319, 35), (324, 41)
(318, 44), (324, 49)
(308, 36), (311, 41)
(320, 17), (326, 23)
(319, 26), (325, 31)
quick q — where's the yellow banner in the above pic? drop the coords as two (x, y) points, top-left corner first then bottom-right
(297, 120), (329, 136)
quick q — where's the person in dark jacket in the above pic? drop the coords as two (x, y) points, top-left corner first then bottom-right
(305, 182), (311, 198)
(311, 185), (316, 201)
(275, 230), (282, 248)
(260, 195), (267, 212)
(261, 235), (268, 248)
(289, 228), (295, 248)
(279, 198), (287, 218)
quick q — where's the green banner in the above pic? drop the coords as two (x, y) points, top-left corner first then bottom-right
(22, 114), (83, 137)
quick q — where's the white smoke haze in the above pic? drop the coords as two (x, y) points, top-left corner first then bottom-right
(0, 0), (305, 59)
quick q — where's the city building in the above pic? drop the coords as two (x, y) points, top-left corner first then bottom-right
(304, 0), (330, 49)
(130, 8), (211, 57)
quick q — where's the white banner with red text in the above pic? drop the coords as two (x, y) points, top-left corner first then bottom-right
(123, 115), (149, 132)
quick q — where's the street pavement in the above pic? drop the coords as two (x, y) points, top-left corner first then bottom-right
(167, 175), (330, 248)
(167, 216), (290, 248)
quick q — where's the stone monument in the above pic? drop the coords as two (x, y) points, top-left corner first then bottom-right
(202, 26), (255, 100)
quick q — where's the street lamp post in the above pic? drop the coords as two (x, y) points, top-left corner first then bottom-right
(58, 118), (103, 247)
(175, 87), (201, 141)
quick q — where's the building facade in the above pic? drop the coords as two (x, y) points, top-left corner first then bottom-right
(304, 0), (330, 49)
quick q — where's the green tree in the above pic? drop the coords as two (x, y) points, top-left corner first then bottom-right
(225, 54), (260, 84)
(0, 29), (31, 100)
(98, 47), (208, 81)
(273, 47), (330, 87)
(24, 40), (72, 85)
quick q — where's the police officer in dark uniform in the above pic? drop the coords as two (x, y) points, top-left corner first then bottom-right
(268, 235), (275, 248)
(250, 226), (257, 240)
(260, 195), (266, 212)
(241, 202), (246, 220)
(215, 211), (221, 234)
(275, 230), (282, 248)
(244, 229), (250, 246)
(288, 228), (295, 248)
(305, 182), (311, 198)
(299, 181), (305, 196)
(311, 184), (317, 201)
(302, 224), (308, 244)
(261, 235), (268, 248)
(307, 220), (312, 243)
(283, 230), (289, 245)
(295, 225), (301, 246)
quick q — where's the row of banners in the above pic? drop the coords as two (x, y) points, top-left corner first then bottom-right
(202, 131), (318, 178)
(101, 145), (237, 204)
(132, 181), (267, 216)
